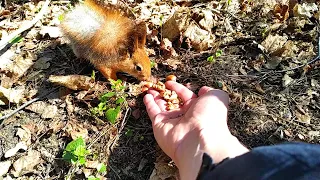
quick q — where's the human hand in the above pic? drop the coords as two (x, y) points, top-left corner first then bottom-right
(143, 81), (248, 180)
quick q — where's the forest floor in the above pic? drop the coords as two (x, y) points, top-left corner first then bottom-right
(0, 0), (319, 179)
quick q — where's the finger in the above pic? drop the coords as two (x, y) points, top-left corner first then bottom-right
(165, 81), (197, 102)
(198, 86), (214, 96)
(200, 89), (230, 108)
(143, 94), (161, 121)
(148, 89), (167, 111)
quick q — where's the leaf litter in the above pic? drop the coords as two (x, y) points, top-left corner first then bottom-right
(0, 0), (319, 179)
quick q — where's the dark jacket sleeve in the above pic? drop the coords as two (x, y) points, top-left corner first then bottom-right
(199, 143), (320, 180)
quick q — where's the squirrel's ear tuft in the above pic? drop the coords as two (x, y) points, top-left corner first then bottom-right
(134, 21), (147, 47)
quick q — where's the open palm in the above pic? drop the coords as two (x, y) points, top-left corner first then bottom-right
(143, 81), (231, 166)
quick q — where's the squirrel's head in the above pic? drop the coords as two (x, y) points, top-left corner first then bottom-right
(120, 21), (151, 81)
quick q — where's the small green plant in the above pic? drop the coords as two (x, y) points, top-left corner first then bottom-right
(87, 176), (100, 180)
(227, 0), (232, 6)
(58, 14), (65, 22)
(125, 129), (133, 137)
(207, 49), (223, 63)
(91, 79), (127, 124)
(91, 70), (96, 80)
(96, 163), (107, 173)
(63, 137), (90, 165)
(151, 60), (156, 68)
(207, 56), (216, 63)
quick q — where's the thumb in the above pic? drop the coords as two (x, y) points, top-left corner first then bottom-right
(198, 86), (214, 96)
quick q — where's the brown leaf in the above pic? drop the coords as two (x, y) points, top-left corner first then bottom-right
(160, 38), (178, 59)
(162, 58), (182, 70)
(0, 161), (11, 177)
(5, 142), (28, 158)
(261, 34), (288, 55)
(16, 127), (32, 145)
(183, 22), (215, 51)
(48, 75), (94, 91)
(294, 110), (311, 124)
(255, 84), (265, 94)
(162, 7), (191, 41)
(65, 120), (89, 140)
(12, 150), (42, 177)
(273, 4), (289, 21)
(0, 86), (25, 104)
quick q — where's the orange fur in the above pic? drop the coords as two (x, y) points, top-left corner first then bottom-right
(60, 0), (151, 81)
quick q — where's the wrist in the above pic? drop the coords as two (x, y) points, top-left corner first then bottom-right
(175, 130), (248, 180)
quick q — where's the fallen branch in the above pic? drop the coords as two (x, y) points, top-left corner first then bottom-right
(0, 0), (51, 50)
(0, 87), (58, 126)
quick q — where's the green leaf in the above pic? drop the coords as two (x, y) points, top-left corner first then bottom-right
(58, 14), (65, 21)
(78, 156), (86, 165)
(65, 137), (86, 151)
(62, 151), (77, 163)
(101, 92), (116, 99)
(207, 56), (216, 63)
(91, 107), (99, 115)
(116, 97), (125, 104)
(88, 176), (100, 180)
(91, 70), (95, 80)
(9, 36), (23, 44)
(106, 106), (121, 124)
(216, 81), (223, 88)
(150, 60), (156, 68)
(215, 49), (223, 58)
(97, 163), (107, 173)
(125, 129), (133, 137)
(74, 145), (89, 157)
(97, 102), (107, 111)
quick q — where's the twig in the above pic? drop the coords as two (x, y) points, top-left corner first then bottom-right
(108, 164), (121, 180)
(0, 87), (58, 125)
(0, 0), (51, 50)
(110, 107), (130, 150)
(226, 11), (258, 23)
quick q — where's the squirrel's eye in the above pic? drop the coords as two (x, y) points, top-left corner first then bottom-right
(136, 65), (142, 72)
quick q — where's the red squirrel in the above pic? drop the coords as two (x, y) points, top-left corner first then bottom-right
(60, 0), (151, 81)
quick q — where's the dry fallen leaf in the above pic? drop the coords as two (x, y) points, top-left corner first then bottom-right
(294, 110), (311, 124)
(65, 120), (89, 140)
(0, 86), (25, 104)
(12, 150), (42, 177)
(0, 161), (12, 177)
(16, 127), (32, 146)
(5, 142), (28, 158)
(273, 4), (289, 21)
(49, 75), (94, 91)
(25, 101), (57, 119)
(184, 22), (215, 51)
(7, 54), (35, 81)
(293, 3), (318, 18)
(163, 58), (182, 70)
(282, 74), (293, 87)
(160, 38), (178, 59)
(261, 34), (288, 55)
(162, 7), (191, 41)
